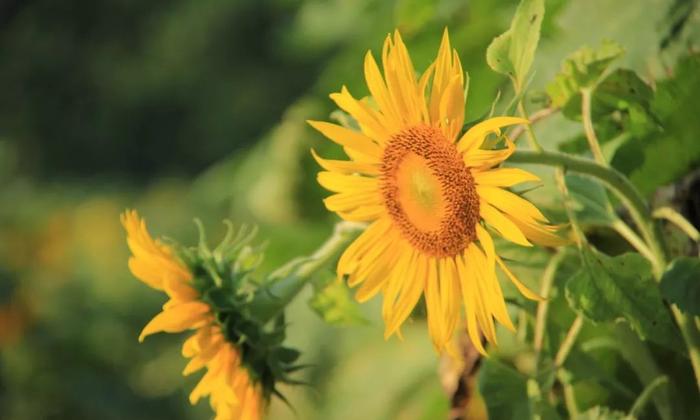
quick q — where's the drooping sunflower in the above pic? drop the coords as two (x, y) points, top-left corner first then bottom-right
(309, 30), (564, 353)
(122, 210), (263, 420)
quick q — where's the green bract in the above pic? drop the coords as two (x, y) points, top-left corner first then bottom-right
(175, 221), (304, 401)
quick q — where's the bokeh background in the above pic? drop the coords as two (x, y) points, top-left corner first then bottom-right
(1, 0), (698, 419)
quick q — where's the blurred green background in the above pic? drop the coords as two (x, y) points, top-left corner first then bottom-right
(1, 0), (698, 419)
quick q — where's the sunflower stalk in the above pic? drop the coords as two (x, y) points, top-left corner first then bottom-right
(580, 87), (606, 164)
(252, 221), (364, 323)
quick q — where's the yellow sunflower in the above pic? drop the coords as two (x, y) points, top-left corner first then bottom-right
(309, 30), (563, 354)
(122, 210), (263, 420)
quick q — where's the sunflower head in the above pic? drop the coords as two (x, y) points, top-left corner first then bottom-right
(122, 210), (304, 418)
(309, 29), (565, 354)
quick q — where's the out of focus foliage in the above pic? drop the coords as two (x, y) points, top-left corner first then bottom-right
(1, 0), (699, 419)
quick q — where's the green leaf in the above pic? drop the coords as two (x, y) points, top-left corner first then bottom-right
(546, 40), (624, 108)
(486, 0), (544, 86)
(478, 359), (530, 420)
(487, 30), (515, 78)
(565, 247), (683, 352)
(565, 174), (616, 226)
(612, 55), (700, 196)
(308, 277), (368, 326)
(660, 257), (700, 316)
(479, 360), (560, 420)
(577, 406), (633, 420)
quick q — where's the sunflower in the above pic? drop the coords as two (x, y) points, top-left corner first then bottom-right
(122, 210), (263, 420)
(309, 30), (563, 354)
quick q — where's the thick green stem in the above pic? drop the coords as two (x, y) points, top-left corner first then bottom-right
(253, 221), (363, 323)
(509, 150), (665, 275)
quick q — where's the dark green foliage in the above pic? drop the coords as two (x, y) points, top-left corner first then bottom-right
(565, 247), (683, 352)
(660, 257), (700, 316)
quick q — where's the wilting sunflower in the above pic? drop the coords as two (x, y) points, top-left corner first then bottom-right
(122, 210), (263, 420)
(309, 30), (563, 354)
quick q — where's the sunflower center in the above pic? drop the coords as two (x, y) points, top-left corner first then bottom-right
(381, 125), (479, 257)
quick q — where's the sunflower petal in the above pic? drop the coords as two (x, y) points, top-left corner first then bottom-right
(308, 120), (382, 158)
(311, 149), (379, 175)
(474, 167), (540, 187)
(457, 117), (528, 153)
(496, 256), (544, 301)
(480, 203), (532, 246)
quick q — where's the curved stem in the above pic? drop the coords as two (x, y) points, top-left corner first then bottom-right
(629, 376), (669, 418)
(517, 101), (544, 152)
(611, 220), (655, 262)
(581, 88), (606, 165)
(510, 107), (557, 143)
(672, 306), (700, 392)
(653, 206), (700, 242)
(253, 221), (364, 323)
(534, 250), (566, 359)
(554, 316), (584, 368)
(509, 150), (665, 275)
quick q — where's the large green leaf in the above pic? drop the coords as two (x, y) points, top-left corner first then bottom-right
(546, 40), (624, 108)
(478, 359), (530, 420)
(565, 247), (683, 351)
(556, 68), (658, 160)
(660, 257), (700, 316)
(565, 174), (617, 226)
(486, 0), (544, 86)
(612, 55), (700, 196)
(478, 359), (561, 420)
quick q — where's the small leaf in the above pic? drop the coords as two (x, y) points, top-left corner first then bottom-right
(612, 55), (700, 196)
(546, 40), (624, 108)
(308, 277), (368, 326)
(486, 31), (515, 78)
(565, 247), (683, 352)
(565, 174), (617, 226)
(486, 0), (544, 86)
(660, 257), (700, 316)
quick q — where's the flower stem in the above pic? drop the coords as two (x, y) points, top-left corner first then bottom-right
(253, 221), (363, 323)
(509, 150), (665, 275)
(554, 316), (583, 368)
(653, 206), (700, 242)
(517, 102), (544, 152)
(534, 250), (566, 359)
(611, 219), (655, 262)
(629, 376), (669, 418)
(580, 88), (606, 164)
